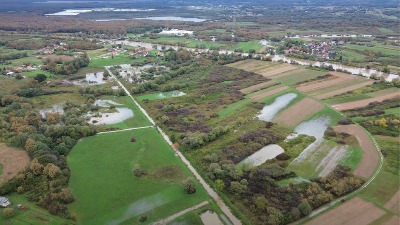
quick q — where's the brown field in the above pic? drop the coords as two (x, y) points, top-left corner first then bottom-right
(273, 98), (324, 126)
(332, 93), (400, 111)
(333, 125), (379, 178)
(306, 198), (385, 225)
(296, 72), (357, 93)
(227, 59), (275, 71)
(316, 80), (375, 99)
(383, 216), (400, 225)
(240, 81), (277, 94)
(43, 54), (75, 62)
(250, 86), (289, 101)
(384, 189), (400, 213)
(256, 64), (297, 78)
(0, 144), (30, 182)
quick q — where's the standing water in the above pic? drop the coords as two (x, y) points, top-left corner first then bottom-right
(257, 93), (297, 121)
(239, 144), (285, 166)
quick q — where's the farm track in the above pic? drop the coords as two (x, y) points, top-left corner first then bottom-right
(106, 67), (242, 225)
(331, 92), (400, 111)
(152, 201), (209, 225)
(273, 98), (324, 126)
(333, 125), (379, 178)
(316, 80), (375, 99)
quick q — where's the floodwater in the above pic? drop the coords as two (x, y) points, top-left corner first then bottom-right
(257, 93), (297, 121)
(93, 99), (122, 108)
(134, 17), (206, 22)
(157, 91), (186, 98)
(290, 116), (331, 163)
(39, 104), (64, 118)
(239, 144), (285, 166)
(200, 211), (224, 225)
(87, 108), (133, 125)
(72, 72), (106, 86)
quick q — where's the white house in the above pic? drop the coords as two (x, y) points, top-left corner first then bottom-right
(0, 196), (11, 207)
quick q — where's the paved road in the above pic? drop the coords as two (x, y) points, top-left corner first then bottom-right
(152, 201), (209, 225)
(106, 67), (242, 225)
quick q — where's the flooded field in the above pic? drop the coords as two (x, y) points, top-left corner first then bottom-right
(257, 93), (297, 121)
(116, 64), (168, 84)
(240, 144), (285, 166)
(290, 116), (331, 163)
(86, 99), (133, 125)
(39, 104), (64, 118)
(72, 72), (106, 86)
(200, 211), (224, 225)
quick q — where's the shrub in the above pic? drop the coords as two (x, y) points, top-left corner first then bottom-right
(130, 137), (136, 142)
(133, 164), (146, 177)
(276, 153), (291, 161)
(183, 178), (196, 194)
(139, 215), (148, 222)
(3, 208), (15, 218)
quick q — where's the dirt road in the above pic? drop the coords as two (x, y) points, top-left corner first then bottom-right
(152, 201), (209, 225)
(333, 124), (380, 178)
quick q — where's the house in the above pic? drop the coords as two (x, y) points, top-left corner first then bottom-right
(5, 70), (14, 76)
(0, 196), (11, 208)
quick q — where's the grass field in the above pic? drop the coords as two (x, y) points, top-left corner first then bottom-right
(0, 194), (74, 225)
(89, 54), (143, 68)
(142, 36), (225, 49)
(229, 40), (263, 52)
(340, 146), (363, 171)
(68, 129), (210, 225)
(274, 69), (326, 86)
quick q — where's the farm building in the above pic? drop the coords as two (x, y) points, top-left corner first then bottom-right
(0, 196), (11, 207)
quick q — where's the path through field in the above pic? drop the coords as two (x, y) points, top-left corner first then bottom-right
(152, 201), (209, 225)
(106, 67), (242, 225)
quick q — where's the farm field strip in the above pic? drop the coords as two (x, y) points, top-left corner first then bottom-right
(316, 80), (375, 99)
(239, 81), (277, 94)
(250, 86), (289, 100)
(107, 67), (242, 225)
(257, 64), (297, 78)
(384, 189), (400, 213)
(332, 92), (400, 111)
(273, 98), (324, 127)
(383, 216), (400, 225)
(296, 75), (357, 93)
(227, 59), (274, 71)
(305, 198), (386, 225)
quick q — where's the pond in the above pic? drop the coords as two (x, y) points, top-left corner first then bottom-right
(158, 91), (186, 98)
(86, 99), (133, 125)
(239, 144), (285, 167)
(257, 93), (297, 121)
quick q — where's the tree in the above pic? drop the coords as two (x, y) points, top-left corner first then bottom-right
(34, 74), (47, 83)
(43, 163), (60, 179)
(215, 179), (225, 191)
(298, 201), (312, 216)
(30, 158), (43, 175)
(3, 208), (14, 218)
(183, 178), (196, 194)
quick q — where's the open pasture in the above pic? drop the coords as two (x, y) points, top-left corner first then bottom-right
(68, 129), (209, 225)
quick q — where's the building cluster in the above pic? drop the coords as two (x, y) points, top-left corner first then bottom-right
(284, 40), (345, 60)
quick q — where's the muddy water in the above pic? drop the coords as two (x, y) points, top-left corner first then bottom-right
(257, 93), (297, 121)
(240, 144), (285, 166)
(200, 211), (224, 225)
